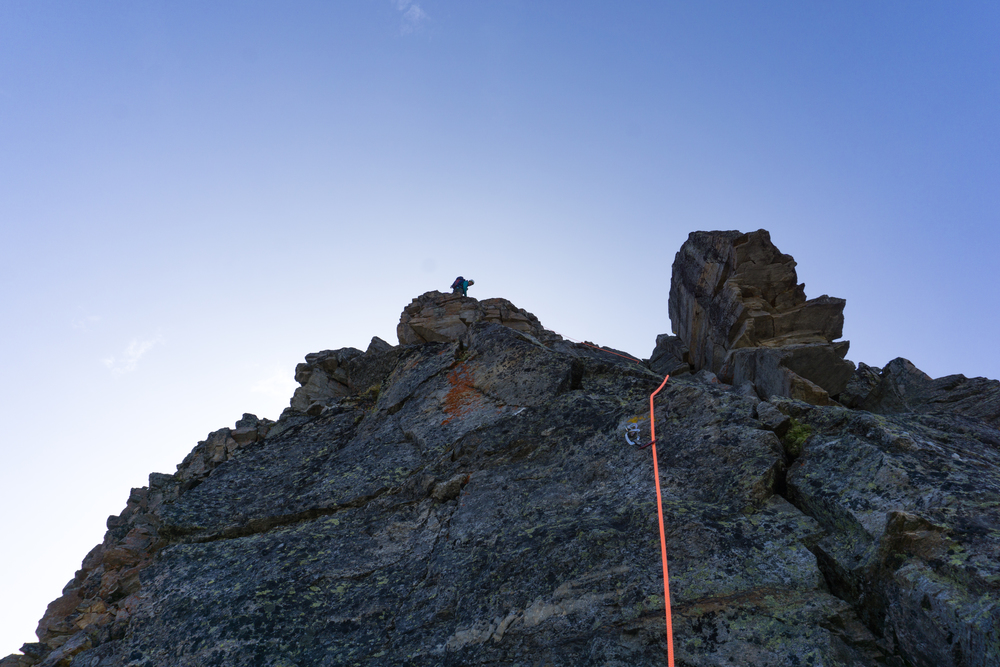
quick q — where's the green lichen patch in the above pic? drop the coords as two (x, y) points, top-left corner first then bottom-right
(782, 418), (812, 457)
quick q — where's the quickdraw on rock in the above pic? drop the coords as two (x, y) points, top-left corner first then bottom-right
(624, 423), (656, 450)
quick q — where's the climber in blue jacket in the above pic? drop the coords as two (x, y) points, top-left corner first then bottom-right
(450, 276), (474, 297)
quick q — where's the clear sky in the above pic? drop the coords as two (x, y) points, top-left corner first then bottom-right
(1, 1), (998, 656)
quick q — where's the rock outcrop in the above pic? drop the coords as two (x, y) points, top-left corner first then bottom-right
(647, 334), (691, 378)
(7, 238), (1000, 667)
(856, 358), (1000, 427)
(285, 337), (401, 418)
(397, 291), (553, 346)
(669, 229), (854, 404)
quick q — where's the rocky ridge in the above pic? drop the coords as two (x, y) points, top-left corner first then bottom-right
(5, 231), (1000, 667)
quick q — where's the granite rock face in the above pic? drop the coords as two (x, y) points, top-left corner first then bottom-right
(10, 259), (1000, 666)
(668, 229), (855, 404)
(777, 396), (1000, 667)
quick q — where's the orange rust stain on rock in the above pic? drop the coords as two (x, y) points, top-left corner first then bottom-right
(442, 364), (483, 425)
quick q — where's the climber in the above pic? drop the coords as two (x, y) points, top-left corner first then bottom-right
(450, 276), (474, 297)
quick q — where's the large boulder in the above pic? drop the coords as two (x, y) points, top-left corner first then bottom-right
(668, 229), (855, 404)
(285, 337), (407, 418)
(287, 347), (363, 414)
(648, 334), (691, 377)
(397, 291), (552, 346)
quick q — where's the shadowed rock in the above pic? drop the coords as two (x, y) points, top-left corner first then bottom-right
(857, 357), (1000, 427)
(839, 361), (883, 408)
(648, 334), (691, 377)
(778, 395), (1000, 667)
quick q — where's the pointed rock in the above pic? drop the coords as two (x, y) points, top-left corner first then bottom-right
(668, 229), (854, 403)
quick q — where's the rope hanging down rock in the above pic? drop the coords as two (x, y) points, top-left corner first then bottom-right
(557, 329), (675, 663)
(648, 373), (674, 666)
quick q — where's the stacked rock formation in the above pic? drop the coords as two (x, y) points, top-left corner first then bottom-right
(666, 229), (854, 404)
(6, 239), (1000, 667)
(287, 336), (397, 416)
(397, 291), (555, 346)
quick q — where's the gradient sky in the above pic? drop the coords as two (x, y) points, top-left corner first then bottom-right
(2, 1), (998, 656)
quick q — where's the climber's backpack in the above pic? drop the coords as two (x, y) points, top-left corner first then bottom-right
(451, 276), (464, 290)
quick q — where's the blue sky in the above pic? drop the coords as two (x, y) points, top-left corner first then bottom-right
(2, 1), (998, 655)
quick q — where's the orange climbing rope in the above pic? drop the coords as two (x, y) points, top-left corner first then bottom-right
(649, 373), (674, 665)
(556, 329), (676, 660)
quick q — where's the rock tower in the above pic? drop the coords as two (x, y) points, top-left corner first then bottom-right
(662, 229), (854, 404)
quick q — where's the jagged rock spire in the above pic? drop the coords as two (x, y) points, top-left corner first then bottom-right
(667, 229), (854, 404)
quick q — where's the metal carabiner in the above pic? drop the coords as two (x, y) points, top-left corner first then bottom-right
(625, 422), (656, 449)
